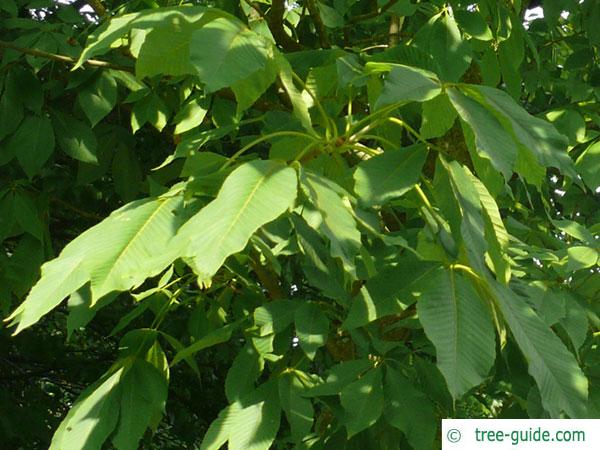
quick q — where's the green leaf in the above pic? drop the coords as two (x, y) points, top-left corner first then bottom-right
(384, 368), (436, 450)
(353, 144), (427, 207)
(567, 246), (598, 272)
(560, 294), (589, 351)
(136, 24), (196, 78)
(67, 288), (117, 339)
(226, 344), (263, 402)
(427, 14), (472, 81)
(318, 2), (344, 28)
(276, 54), (313, 132)
(49, 367), (124, 450)
(6, 66), (43, 113)
(448, 87), (517, 179)
(7, 254), (88, 334)
(373, 64), (442, 108)
(491, 281), (589, 418)
(8, 115), (55, 178)
(173, 94), (209, 135)
(11, 191), (44, 241)
(300, 169), (361, 270)
(201, 383), (280, 450)
(305, 359), (373, 397)
(340, 367), (383, 438)
(112, 360), (168, 450)
(480, 47), (501, 86)
(454, 10), (493, 41)
(7, 195), (185, 333)
(171, 322), (238, 366)
(343, 260), (439, 330)
(279, 372), (314, 443)
(254, 299), (300, 335)
(231, 59), (278, 114)
(575, 140), (600, 190)
(131, 93), (170, 133)
(190, 18), (272, 93)
(53, 112), (99, 164)
(175, 160), (297, 283)
(467, 171), (511, 283)
(471, 85), (576, 178)
(420, 93), (457, 139)
(0, 78), (24, 141)
(78, 72), (118, 127)
(295, 302), (329, 360)
(544, 109), (586, 146)
(441, 159), (490, 275)
(75, 6), (214, 67)
(112, 146), (142, 202)
(416, 267), (496, 398)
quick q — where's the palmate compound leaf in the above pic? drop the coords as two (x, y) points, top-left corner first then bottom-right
(490, 281), (589, 418)
(173, 159), (297, 283)
(6, 195), (185, 333)
(416, 266), (496, 399)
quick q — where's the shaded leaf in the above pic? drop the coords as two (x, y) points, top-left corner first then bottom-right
(353, 144), (427, 207)
(8, 115), (55, 178)
(340, 367), (383, 438)
(491, 281), (588, 418)
(295, 302), (329, 360)
(416, 267), (496, 398)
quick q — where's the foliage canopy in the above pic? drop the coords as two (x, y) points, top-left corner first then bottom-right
(1, 0), (599, 449)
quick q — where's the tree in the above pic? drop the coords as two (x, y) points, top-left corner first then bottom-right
(1, 0), (599, 448)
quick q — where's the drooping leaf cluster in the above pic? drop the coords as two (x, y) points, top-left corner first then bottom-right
(1, 0), (599, 449)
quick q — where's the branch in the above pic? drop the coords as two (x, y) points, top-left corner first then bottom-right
(306, 0), (330, 48)
(347, 0), (398, 25)
(0, 40), (133, 72)
(267, 0), (302, 51)
(388, 14), (404, 47)
(87, 0), (107, 18)
(250, 251), (284, 300)
(71, 0), (107, 18)
(51, 197), (105, 221)
(242, 0), (264, 20)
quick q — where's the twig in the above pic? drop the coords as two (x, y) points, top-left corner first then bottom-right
(250, 251), (284, 300)
(267, 0), (302, 51)
(51, 197), (105, 221)
(347, 0), (398, 25)
(242, 0), (264, 19)
(306, 0), (330, 48)
(87, 0), (107, 18)
(0, 40), (133, 72)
